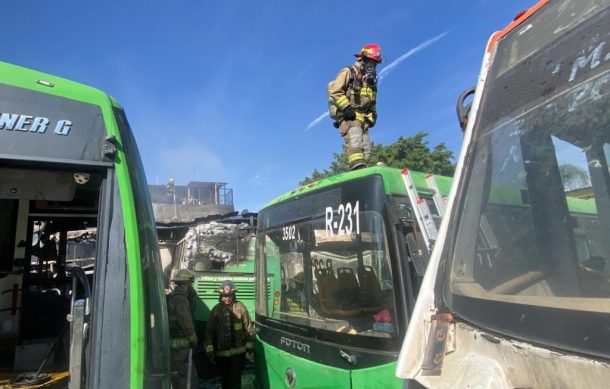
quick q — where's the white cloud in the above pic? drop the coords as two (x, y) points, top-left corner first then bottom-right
(304, 112), (330, 132)
(378, 31), (450, 83)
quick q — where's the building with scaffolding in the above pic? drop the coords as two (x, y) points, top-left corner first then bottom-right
(148, 181), (234, 223)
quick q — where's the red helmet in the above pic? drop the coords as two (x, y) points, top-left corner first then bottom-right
(355, 43), (382, 63)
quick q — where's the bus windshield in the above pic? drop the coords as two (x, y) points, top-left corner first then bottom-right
(181, 221), (255, 272)
(448, 0), (610, 359)
(257, 176), (399, 340)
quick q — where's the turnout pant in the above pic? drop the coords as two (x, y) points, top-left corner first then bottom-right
(339, 120), (370, 169)
(171, 348), (198, 389)
(216, 353), (246, 389)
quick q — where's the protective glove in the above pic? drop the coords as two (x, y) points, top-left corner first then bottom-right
(369, 112), (377, 128)
(342, 106), (356, 121)
(245, 350), (254, 362)
(207, 350), (216, 364)
(188, 336), (198, 348)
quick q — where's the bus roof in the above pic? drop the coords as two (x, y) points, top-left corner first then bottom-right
(0, 61), (121, 108)
(0, 61), (123, 166)
(486, 0), (550, 53)
(261, 166), (452, 210)
(262, 165), (596, 216)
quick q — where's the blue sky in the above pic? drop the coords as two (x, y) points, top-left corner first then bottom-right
(3, 0), (535, 212)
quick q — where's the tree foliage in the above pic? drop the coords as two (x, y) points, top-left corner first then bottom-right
(559, 163), (591, 191)
(301, 131), (456, 185)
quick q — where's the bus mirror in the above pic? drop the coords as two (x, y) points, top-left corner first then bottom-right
(102, 135), (118, 159)
(456, 87), (476, 132)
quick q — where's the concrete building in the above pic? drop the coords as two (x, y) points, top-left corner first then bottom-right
(148, 181), (234, 223)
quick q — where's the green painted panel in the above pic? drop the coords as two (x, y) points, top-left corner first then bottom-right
(351, 361), (403, 388)
(255, 338), (351, 388)
(255, 337), (402, 388)
(261, 166), (453, 210)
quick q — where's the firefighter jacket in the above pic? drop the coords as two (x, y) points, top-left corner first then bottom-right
(204, 300), (254, 357)
(167, 286), (198, 349)
(328, 61), (377, 132)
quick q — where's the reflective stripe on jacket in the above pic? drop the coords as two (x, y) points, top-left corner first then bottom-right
(167, 286), (198, 347)
(327, 61), (377, 129)
(171, 337), (192, 349)
(204, 300), (254, 355)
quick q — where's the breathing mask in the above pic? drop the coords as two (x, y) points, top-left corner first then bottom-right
(363, 58), (378, 85)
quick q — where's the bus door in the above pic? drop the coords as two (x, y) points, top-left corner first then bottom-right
(0, 199), (20, 344)
(0, 165), (108, 386)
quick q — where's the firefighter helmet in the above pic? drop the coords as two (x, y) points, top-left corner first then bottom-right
(355, 43), (382, 63)
(218, 280), (238, 295)
(171, 269), (195, 283)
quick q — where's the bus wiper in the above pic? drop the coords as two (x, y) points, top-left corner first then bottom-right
(339, 349), (357, 365)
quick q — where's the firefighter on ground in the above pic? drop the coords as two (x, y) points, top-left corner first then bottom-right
(328, 43), (382, 170)
(205, 280), (254, 389)
(167, 269), (199, 389)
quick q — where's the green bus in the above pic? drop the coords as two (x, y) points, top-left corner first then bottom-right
(171, 213), (259, 385)
(173, 213), (258, 323)
(253, 167), (451, 388)
(397, 1), (610, 387)
(0, 61), (170, 388)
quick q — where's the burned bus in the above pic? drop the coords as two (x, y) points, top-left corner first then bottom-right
(398, 1), (610, 387)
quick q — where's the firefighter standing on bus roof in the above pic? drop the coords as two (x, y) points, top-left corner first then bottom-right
(205, 280), (254, 389)
(328, 43), (382, 170)
(167, 269), (199, 389)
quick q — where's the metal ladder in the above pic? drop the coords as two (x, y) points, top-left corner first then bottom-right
(425, 174), (446, 217)
(401, 168), (439, 252)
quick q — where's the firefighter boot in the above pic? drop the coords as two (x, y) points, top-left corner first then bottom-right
(350, 160), (367, 170)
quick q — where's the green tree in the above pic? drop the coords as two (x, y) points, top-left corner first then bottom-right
(559, 163), (591, 191)
(301, 131), (455, 184)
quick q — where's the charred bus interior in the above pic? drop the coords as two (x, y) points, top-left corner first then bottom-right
(447, 0), (610, 362)
(0, 164), (104, 386)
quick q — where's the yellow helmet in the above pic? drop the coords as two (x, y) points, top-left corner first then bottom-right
(171, 269), (195, 283)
